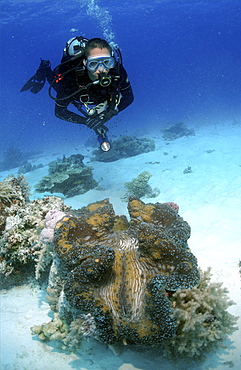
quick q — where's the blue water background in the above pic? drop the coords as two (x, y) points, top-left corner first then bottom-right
(0, 0), (240, 158)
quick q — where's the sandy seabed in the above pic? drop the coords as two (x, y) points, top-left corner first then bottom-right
(0, 121), (240, 370)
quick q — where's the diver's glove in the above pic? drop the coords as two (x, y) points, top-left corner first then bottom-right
(20, 59), (53, 94)
(85, 115), (104, 130)
(101, 108), (118, 122)
(94, 125), (109, 138)
(85, 108), (118, 130)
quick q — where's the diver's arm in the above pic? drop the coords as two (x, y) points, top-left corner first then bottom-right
(117, 65), (134, 112)
(118, 84), (134, 112)
(55, 103), (87, 124)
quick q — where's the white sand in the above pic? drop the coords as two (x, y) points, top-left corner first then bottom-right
(0, 122), (240, 370)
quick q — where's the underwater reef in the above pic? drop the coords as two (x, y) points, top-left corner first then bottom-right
(0, 176), (237, 360)
(123, 171), (160, 200)
(0, 175), (70, 286)
(35, 154), (98, 197)
(0, 175), (30, 233)
(91, 135), (155, 162)
(28, 197), (237, 360)
(162, 122), (195, 141)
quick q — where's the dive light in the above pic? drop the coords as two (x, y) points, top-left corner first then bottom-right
(98, 135), (111, 152)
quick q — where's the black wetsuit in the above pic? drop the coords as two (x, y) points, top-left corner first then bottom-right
(53, 56), (134, 126)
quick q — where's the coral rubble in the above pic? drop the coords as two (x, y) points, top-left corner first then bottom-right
(91, 135), (155, 162)
(34, 154), (97, 197)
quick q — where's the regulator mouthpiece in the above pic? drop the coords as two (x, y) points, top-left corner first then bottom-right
(99, 73), (111, 87)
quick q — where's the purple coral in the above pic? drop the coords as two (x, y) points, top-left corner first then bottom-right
(41, 210), (66, 244)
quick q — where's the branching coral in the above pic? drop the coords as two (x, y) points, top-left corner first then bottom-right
(0, 174), (30, 205)
(0, 182), (20, 204)
(0, 191), (70, 285)
(0, 175), (31, 236)
(162, 268), (238, 361)
(123, 171), (160, 200)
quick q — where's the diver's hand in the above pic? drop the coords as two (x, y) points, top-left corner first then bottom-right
(94, 125), (108, 138)
(85, 116), (104, 130)
(85, 108), (118, 130)
(100, 108), (118, 122)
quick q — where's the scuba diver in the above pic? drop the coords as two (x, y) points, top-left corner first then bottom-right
(21, 37), (134, 151)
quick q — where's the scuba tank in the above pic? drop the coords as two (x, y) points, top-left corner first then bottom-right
(48, 36), (89, 101)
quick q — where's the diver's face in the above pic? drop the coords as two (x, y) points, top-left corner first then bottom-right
(85, 47), (111, 81)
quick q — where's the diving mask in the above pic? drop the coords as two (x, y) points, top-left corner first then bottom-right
(86, 56), (115, 72)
